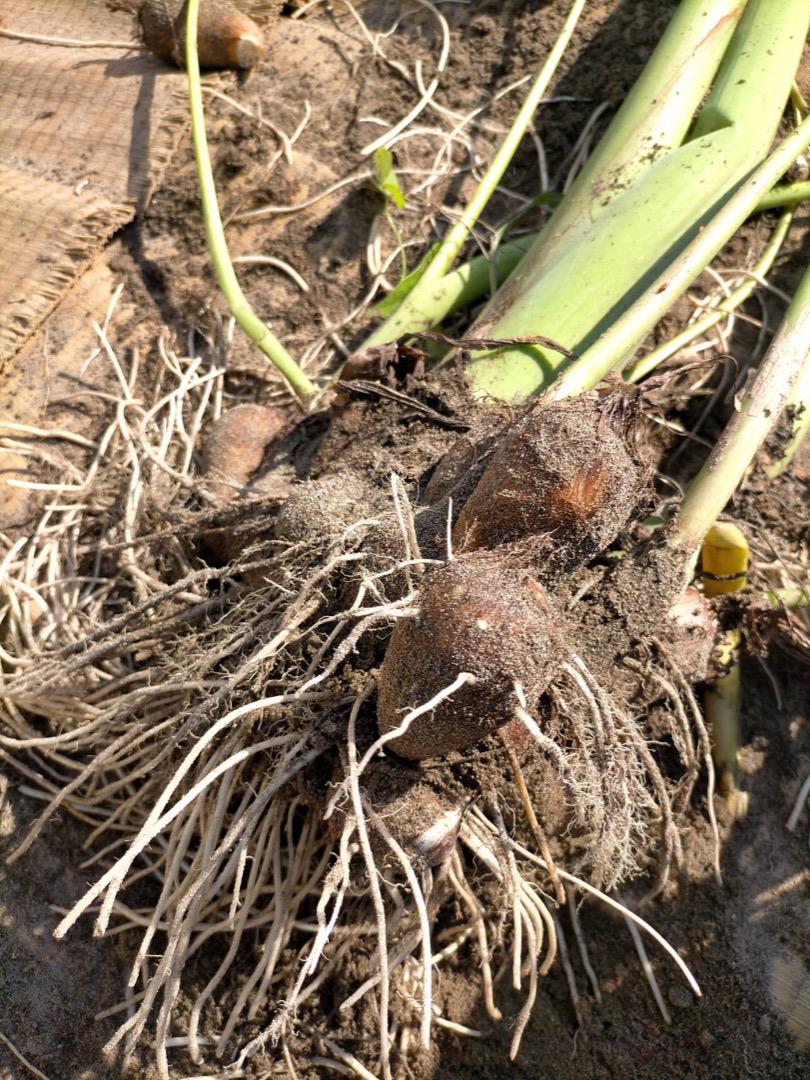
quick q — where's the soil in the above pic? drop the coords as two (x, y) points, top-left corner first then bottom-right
(1, 3), (809, 1080)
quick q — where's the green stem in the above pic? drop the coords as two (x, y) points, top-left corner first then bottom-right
(670, 257), (810, 555)
(390, 176), (809, 333)
(766, 587), (810, 610)
(406, 235), (535, 329)
(360, 0), (587, 349)
(756, 178), (810, 211)
(468, 0), (809, 401)
(501, 0), (747, 289)
(625, 207), (794, 383)
(185, 0), (316, 403)
(547, 114), (810, 402)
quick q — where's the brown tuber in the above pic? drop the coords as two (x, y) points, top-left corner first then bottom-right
(453, 392), (650, 575)
(377, 548), (563, 759)
(199, 403), (286, 563)
(136, 0), (266, 70)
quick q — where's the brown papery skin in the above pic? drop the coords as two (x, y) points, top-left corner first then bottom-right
(453, 393), (649, 575)
(377, 547), (563, 759)
(139, 0), (266, 69)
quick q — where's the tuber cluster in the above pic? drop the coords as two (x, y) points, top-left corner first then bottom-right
(377, 391), (651, 759)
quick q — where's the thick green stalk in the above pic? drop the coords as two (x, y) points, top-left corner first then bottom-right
(547, 116), (810, 401)
(467, 0), (808, 402)
(185, 0), (316, 403)
(495, 0), (746, 290)
(756, 178), (810, 212)
(407, 236), (535, 327)
(363, 0), (744, 352)
(360, 0), (587, 348)
(670, 258), (810, 556)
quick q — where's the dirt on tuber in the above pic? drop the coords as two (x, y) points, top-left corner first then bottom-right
(454, 391), (651, 575)
(377, 546), (564, 759)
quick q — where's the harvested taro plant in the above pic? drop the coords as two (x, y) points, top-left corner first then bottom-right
(2, 1), (810, 1078)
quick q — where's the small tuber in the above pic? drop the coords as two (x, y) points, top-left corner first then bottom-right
(137, 0), (266, 70)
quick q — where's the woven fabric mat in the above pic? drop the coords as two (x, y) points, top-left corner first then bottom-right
(0, 0), (187, 368)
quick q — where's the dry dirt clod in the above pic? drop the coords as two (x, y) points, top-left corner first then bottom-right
(453, 392), (650, 576)
(138, 0), (267, 70)
(274, 473), (385, 546)
(377, 548), (564, 759)
(665, 585), (717, 683)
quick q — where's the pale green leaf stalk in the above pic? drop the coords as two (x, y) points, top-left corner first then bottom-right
(442, 0), (750, 345)
(360, 0), (587, 349)
(374, 243), (440, 318)
(766, 345), (810, 478)
(765, 76), (810, 478)
(397, 236), (534, 328)
(486, 0), (746, 292)
(670, 257), (810, 558)
(757, 178), (810, 212)
(546, 114), (810, 401)
(453, 78), (805, 340)
(467, 0), (809, 402)
(185, 0), (316, 404)
(624, 207), (794, 383)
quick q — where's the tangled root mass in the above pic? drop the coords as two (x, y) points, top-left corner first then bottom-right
(0, 381), (718, 1078)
